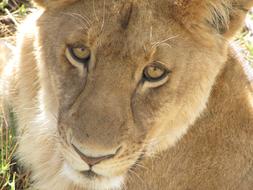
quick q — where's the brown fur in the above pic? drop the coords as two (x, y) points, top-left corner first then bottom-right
(1, 0), (253, 189)
(127, 50), (253, 189)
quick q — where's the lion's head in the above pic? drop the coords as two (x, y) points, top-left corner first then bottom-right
(25, 0), (252, 189)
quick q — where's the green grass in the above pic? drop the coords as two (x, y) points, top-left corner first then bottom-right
(235, 10), (253, 64)
(0, 111), (17, 190)
(0, 0), (30, 38)
(0, 109), (30, 190)
(0, 0), (30, 14)
(0, 2), (253, 190)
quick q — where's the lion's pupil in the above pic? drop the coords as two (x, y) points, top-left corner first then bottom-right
(73, 48), (90, 59)
(148, 66), (164, 79)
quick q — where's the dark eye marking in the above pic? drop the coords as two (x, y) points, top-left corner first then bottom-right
(120, 2), (134, 29)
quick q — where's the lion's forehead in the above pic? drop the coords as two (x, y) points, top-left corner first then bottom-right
(45, 0), (181, 45)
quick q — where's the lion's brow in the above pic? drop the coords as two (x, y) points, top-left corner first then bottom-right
(120, 2), (134, 29)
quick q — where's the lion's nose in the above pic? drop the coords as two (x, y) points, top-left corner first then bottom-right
(72, 144), (120, 166)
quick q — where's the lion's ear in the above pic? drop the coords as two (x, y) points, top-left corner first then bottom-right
(32, 0), (78, 9)
(172, 0), (253, 39)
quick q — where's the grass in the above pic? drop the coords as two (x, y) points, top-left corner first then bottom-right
(0, 1), (253, 190)
(0, 110), (30, 190)
(235, 10), (253, 65)
(0, 110), (17, 190)
(0, 0), (30, 39)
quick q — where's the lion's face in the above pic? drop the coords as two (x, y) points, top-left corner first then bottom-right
(34, 0), (228, 189)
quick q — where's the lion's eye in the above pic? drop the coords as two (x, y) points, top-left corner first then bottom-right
(66, 45), (91, 66)
(143, 63), (170, 82)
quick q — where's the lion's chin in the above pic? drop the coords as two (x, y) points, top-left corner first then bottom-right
(61, 162), (124, 190)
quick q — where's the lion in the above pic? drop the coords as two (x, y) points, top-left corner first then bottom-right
(1, 0), (253, 189)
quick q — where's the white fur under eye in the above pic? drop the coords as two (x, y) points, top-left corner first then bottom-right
(65, 48), (89, 77)
(65, 48), (85, 69)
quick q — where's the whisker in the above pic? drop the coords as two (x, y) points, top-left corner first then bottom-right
(155, 60), (170, 65)
(92, 0), (99, 22)
(134, 163), (149, 171)
(128, 168), (146, 188)
(152, 35), (179, 49)
(62, 13), (89, 31)
(100, 0), (106, 32)
(70, 12), (92, 26)
(158, 42), (172, 48)
(150, 26), (153, 43)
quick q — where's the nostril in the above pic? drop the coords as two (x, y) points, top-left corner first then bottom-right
(72, 144), (121, 166)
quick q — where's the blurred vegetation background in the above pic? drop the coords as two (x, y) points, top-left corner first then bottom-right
(1, 1), (33, 190)
(0, 0), (253, 189)
(0, 0), (30, 38)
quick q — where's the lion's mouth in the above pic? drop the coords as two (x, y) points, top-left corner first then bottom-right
(62, 161), (124, 190)
(81, 170), (100, 179)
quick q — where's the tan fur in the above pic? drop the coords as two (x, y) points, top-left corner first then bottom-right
(1, 0), (253, 189)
